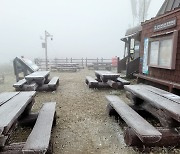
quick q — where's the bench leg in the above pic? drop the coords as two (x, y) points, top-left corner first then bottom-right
(106, 104), (122, 122)
(53, 112), (57, 127)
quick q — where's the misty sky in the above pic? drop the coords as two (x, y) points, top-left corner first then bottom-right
(0, 0), (164, 63)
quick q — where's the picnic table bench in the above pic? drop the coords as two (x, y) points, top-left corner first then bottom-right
(106, 90), (180, 147)
(106, 95), (162, 144)
(86, 71), (129, 89)
(95, 71), (120, 82)
(25, 71), (50, 85)
(105, 84), (180, 147)
(0, 92), (56, 153)
(124, 85), (180, 123)
(0, 91), (36, 147)
(22, 102), (56, 154)
(13, 71), (59, 92)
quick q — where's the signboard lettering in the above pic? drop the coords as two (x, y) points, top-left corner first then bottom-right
(154, 18), (176, 32)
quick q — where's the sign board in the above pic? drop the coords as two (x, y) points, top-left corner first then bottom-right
(154, 18), (176, 32)
(42, 43), (46, 48)
(142, 38), (149, 74)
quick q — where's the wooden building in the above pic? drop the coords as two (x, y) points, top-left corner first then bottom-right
(135, 0), (180, 93)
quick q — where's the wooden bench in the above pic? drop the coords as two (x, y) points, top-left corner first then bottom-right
(124, 85), (180, 123)
(48, 77), (59, 90)
(23, 82), (38, 91)
(22, 102), (56, 153)
(106, 95), (162, 144)
(25, 71), (50, 85)
(85, 76), (98, 88)
(0, 91), (36, 147)
(13, 79), (27, 91)
(134, 73), (180, 92)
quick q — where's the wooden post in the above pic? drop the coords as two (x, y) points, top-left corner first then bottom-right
(101, 58), (103, 62)
(82, 58), (84, 66)
(97, 58), (98, 63)
(86, 58), (87, 67)
(71, 58), (72, 63)
(66, 57), (68, 63)
(55, 58), (57, 68)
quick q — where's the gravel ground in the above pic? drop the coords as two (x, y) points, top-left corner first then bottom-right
(1, 68), (180, 154)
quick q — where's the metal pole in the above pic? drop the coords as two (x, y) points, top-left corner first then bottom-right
(45, 30), (48, 71)
(143, 0), (146, 22)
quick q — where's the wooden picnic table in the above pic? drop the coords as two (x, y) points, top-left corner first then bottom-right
(25, 71), (50, 85)
(95, 71), (120, 82)
(0, 91), (36, 147)
(25, 71), (50, 81)
(124, 85), (180, 124)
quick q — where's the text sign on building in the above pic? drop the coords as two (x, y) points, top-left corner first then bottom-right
(154, 18), (177, 32)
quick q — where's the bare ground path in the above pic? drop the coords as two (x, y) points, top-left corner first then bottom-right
(33, 69), (136, 154)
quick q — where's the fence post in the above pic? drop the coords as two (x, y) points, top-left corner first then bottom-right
(71, 58), (72, 63)
(86, 58), (87, 67)
(82, 58), (84, 66)
(97, 58), (98, 63)
(66, 57), (68, 63)
(55, 58), (57, 68)
(101, 57), (103, 62)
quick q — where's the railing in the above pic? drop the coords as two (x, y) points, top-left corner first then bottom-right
(117, 56), (128, 73)
(126, 57), (140, 78)
(34, 58), (113, 69)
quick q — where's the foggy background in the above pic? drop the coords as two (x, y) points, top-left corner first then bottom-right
(0, 0), (164, 64)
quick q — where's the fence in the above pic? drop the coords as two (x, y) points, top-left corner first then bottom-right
(34, 58), (113, 69)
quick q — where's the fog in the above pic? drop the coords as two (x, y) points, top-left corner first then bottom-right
(0, 0), (164, 63)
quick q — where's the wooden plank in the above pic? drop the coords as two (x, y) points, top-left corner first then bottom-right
(85, 76), (98, 88)
(48, 77), (59, 90)
(142, 85), (180, 104)
(23, 83), (38, 91)
(95, 71), (119, 81)
(48, 77), (59, 86)
(25, 71), (50, 80)
(116, 77), (130, 85)
(0, 92), (19, 106)
(23, 102), (56, 153)
(13, 79), (27, 88)
(106, 95), (162, 143)
(124, 85), (180, 122)
(0, 91), (36, 135)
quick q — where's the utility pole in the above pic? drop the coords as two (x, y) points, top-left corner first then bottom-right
(43, 30), (53, 71)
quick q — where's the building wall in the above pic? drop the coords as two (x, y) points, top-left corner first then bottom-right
(140, 9), (180, 84)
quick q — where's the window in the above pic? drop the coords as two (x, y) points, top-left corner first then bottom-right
(148, 31), (178, 69)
